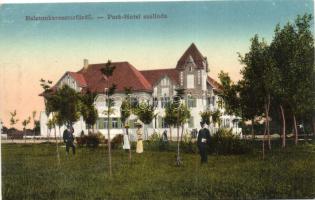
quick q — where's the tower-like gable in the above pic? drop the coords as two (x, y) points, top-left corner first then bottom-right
(177, 43), (209, 97)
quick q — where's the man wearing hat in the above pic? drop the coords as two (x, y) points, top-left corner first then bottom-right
(135, 120), (143, 154)
(197, 121), (211, 164)
(63, 125), (75, 155)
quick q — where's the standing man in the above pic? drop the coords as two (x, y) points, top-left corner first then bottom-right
(197, 121), (211, 164)
(63, 125), (75, 155)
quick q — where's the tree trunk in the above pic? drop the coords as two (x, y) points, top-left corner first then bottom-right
(293, 114), (298, 145)
(54, 126), (60, 167)
(107, 105), (112, 177)
(180, 124), (184, 142)
(251, 118), (255, 140)
(24, 128), (26, 143)
(169, 126), (172, 141)
(312, 115), (315, 137)
(267, 95), (271, 150)
(280, 104), (286, 148)
(176, 125), (181, 166)
(126, 128), (131, 162)
(263, 116), (266, 160)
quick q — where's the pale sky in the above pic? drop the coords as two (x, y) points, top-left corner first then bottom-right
(0, 0), (313, 129)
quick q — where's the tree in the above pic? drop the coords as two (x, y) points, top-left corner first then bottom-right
(100, 60), (116, 177)
(22, 116), (31, 143)
(210, 110), (221, 129)
(32, 111), (37, 143)
(173, 88), (191, 166)
(164, 102), (178, 141)
(120, 88), (132, 161)
(269, 14), (315, 147)
(200, 110), (211, 127)
(40, 79), (53, 141)
(9, 110), (19, 141)
(80, 91), (98, 134)
(134, 102), (155, 140)
(9, 110), (19, 129)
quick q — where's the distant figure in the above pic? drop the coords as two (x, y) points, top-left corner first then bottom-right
(123, 124), (131, 150)
(162, 129), (168, 142)
(63, 125), (75, 155)
(135, 120), (143, 154)
(197, 121), (211, 164)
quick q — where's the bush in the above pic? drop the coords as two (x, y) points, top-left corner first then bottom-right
(111, 134), (123, 149)
(76, 133), (104, 148)
(209, 128), (250, 155)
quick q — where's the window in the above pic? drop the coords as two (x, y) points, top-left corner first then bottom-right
(158, 116), (168, 128)
(180, 72), (184, 86)
(160, 96), (170, 108)
(153, 97), (158, 107)
(161, 78), (170, 86)
(187, 74), (194, 88)
(162, 118), (169, 128)
(187, 96), (197, 108)
(188, 117), (194, 128)
(198, 70), (201, 85)
(97, 118), (122, 129)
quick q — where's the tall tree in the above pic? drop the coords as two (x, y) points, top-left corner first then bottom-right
(32, 111), (37, 143)
(173, 88), (191, 166)
(100, 60), (116, 177)
(164, 102), (177, 141)
(22, 116), (31, 143)
(134, 102), (155, 140)
(120, 87), (132, 161)
(80, 91), (98, 134)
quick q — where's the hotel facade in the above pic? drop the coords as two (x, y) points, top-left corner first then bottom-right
(40, 43), (241, 139)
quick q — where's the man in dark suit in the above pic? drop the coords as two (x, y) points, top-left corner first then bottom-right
(63, 125), (75, 155)
(197, 121), (211, 164)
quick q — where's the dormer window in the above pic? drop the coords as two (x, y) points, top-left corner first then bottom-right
(189, 66), (193, 72)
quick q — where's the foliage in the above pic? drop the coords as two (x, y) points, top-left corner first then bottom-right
(9, 110), (19, 128)
(22, 117), (31, 130)
(209, 128), (250, 155)
(120, 98), (132, 124)
(200, 111), (211, 125)
(134, 102), (155, 125)
(80, 91), (98, 130)
(210, 110), (221, 127)
(111, 134), (123, 149)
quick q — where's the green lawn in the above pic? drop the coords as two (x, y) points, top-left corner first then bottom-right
(2, 142), (315, 199)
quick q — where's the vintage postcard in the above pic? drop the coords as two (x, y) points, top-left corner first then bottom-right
(0, 0), (314, 199)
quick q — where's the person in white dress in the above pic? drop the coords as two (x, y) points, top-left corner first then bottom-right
(123, 124), (130, 150)
(135, 120), (143, 154)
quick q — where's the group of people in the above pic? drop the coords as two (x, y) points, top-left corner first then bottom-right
(122, 120), (211, 164)
(63, 120), (211, 164)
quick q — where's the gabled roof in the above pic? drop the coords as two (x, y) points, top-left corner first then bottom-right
(207, 76), (223, 93)
(176, 43), (206, 69)
(68, 72), (87, 87)
(140, 68), (179, 86)
(77, 62), (152, 93)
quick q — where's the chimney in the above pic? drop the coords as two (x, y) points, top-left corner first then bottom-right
(83, 59), (89, 70)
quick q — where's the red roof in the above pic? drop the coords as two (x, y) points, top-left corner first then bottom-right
(176, 43), (206, 69)
(140, 68), (179, 86)
(207, 76), (223, 93)
(77, 62), (152, 93)
(68, 72), (87, 87)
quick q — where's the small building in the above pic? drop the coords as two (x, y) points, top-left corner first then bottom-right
(40, 43), (241, 139)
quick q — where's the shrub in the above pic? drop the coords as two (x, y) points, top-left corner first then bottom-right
(111, 134), (123, 149)
(76, 135), (87, 147)
(86, 134), (101, 148)
(209, 128), (250, 155)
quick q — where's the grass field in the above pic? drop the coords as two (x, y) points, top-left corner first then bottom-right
(2, 142), (315, 199)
